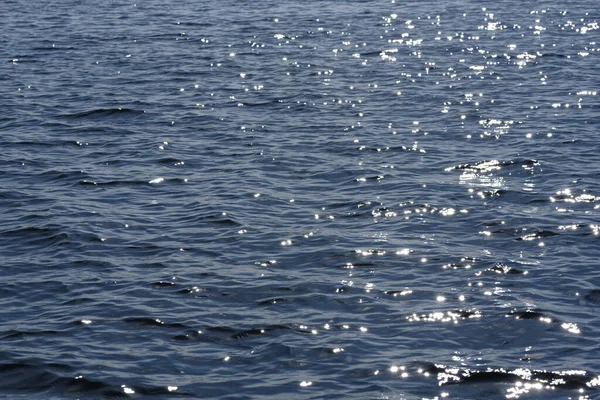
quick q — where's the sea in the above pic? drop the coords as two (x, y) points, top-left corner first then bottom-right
(1, 0), (599, 398)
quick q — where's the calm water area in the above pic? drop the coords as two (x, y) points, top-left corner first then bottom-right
(1, 0), (600, 398)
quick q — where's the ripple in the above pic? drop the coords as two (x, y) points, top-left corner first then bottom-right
(2, 0), (600, 399)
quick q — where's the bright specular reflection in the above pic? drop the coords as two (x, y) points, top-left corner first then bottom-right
(433, 365), (600, 397)
(3, 0), (600, 398)
(407, 309), (482, 323)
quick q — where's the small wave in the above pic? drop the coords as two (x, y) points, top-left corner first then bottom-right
(32, 46), (77, 51)
(0, 226), (69, 248)
(78, 179), (147, 186)
(486, 263), (526, 274)
(416, 362), (599, 392)
(150, 281), (178, 288)
(122, 317), (188, 329)
(38, 169), (89, 183)
(515, 230), (560, 241)
(238, 100), (281, 107)
(78, 177), (186, 186)
(12, 140), (86, 147)
(445, 159), (539, 172)
(173, 324), (301, 342)
(0, 329), (61, 340)
(0, 360), (192, 397)
(256, 297), (294, 306)
(58, 108), (145, 120)
(505, 309), (581, 334)
(584, 290), (600, 305)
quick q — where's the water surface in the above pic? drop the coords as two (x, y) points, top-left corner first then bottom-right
(1, 0), (600, 398)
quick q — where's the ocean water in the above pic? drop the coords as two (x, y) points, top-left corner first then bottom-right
(1, 0), (599, 398)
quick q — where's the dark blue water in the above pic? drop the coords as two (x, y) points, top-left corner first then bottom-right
(1, 0), (600, 398)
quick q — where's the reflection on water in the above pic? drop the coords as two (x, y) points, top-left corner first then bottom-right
(1, 0), (600, 398)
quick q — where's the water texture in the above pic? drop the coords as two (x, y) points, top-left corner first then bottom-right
(1, 0), (600, 398)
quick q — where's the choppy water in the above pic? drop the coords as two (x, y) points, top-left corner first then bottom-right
(1, 0), (600, 398)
